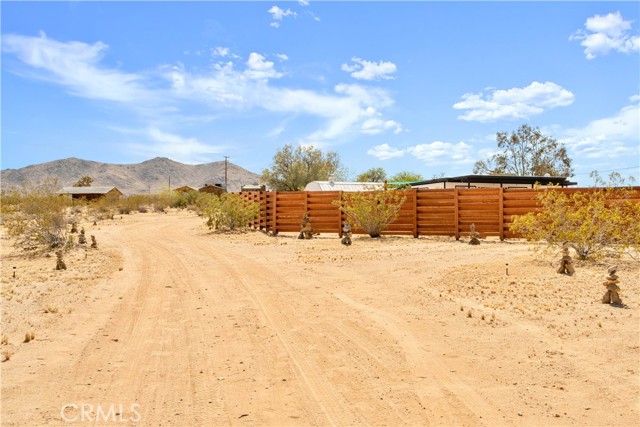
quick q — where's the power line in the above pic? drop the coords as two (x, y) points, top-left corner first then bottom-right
(573, 165), (639, 176)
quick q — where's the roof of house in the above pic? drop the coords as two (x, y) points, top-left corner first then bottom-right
(305, 181), (385, 192)
(57, 186), (122, 195)
(410, 174), (577, 187)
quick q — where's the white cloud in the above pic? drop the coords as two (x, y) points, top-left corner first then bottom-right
(367, 144), (406, 160)
(1, 32), (154, 105)
(126, 128), (225, 164)
(558, 102), (639, 159)
(453, 81), (574, 122)
(211, 47), (229, 57)
(407, 141), (475, 165)
(298, 0), (310, 6)
(268, 5), (296, 28)
(570, 11), (640, 59)
(245, 52), (282, 80)
(275, 53), (289, 61)
(341, 57), (397, 81)
(3, 33), (403, 153)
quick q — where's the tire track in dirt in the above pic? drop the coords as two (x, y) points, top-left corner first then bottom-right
(57, 219), (230, 426)
(188, 239), (357, 426)
(334, 292), (504, 426)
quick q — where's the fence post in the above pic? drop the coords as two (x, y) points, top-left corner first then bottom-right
(337, 191), (343, 237)
(272, 191), (277, 234)
(454, 188), (460, 240)
(499, 188), (505, 240)
(412, 188), (418, 238)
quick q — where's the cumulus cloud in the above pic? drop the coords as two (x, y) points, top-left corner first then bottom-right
(268, 5), (296, 28)
(367, 143), (406, 160)
(453, 81), (574, 122)
(570, 11), (640, 59)
(407, 141), (475, 165)
(558, 101), (639, 159)
(342, 57), (397, 81)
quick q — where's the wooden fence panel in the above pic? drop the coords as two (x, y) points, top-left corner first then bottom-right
(239, 187), (640, 239)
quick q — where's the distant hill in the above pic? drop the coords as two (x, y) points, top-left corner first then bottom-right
(0, 157), (262, 194)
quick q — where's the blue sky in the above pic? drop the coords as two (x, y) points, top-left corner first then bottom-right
(2, 1), (639, 185)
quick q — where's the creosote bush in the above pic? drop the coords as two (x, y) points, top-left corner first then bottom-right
(1, 179), (71, 250)
(333, 189), (407, 238)
(202, 193), (259, 231)
(510, 185), (640, 260)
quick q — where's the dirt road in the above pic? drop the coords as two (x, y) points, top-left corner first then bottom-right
(1, 212), (638, 426)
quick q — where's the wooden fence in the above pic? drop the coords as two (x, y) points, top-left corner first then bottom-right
(240, 187), (640, 240)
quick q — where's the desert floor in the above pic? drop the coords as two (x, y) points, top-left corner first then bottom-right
(1, 210), (638, 427)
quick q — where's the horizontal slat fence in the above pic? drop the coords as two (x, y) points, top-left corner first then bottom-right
(240, 187), (640, 240)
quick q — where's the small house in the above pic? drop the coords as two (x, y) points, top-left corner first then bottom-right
(198, 183), (226, 196)
(174, 186), (197, 193)
(57, 187), (123, 201)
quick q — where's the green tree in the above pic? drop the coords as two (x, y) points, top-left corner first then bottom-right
(389, 171), (424, 182)
(333, 189), (407, 238)
(74, 176), (94, 187)
(473, 124), (573, 177)
(355, 168), (387, 182)
(261, 145), (344, 191)
(510, 185), (640, 260)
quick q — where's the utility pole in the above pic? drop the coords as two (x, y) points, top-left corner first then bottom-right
(224, 156), (229, 190)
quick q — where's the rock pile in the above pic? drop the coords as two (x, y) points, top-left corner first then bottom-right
(341, 222), (352, 246)
(55, 251), (67, 270)
(557, 242), (575, 276)
(602, 266), (622, 305)
(298, 212), (315, 240)
(468, 223), (480, 245)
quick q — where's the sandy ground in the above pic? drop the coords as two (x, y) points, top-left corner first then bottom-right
(1, 210), (639, 427)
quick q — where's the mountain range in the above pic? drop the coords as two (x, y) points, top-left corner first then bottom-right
(0, 157), (262, 194)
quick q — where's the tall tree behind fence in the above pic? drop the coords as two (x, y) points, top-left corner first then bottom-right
(241, 188), (640, 240)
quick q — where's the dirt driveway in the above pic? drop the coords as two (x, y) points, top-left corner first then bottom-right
(1, 211), (638, 426)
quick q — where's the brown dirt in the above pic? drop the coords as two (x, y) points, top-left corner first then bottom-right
(1, 210), (639, 426)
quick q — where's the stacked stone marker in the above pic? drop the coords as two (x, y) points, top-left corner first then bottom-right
(602, 266), (622, 305)
(468, 223), (480, 245)
(341, 222), (352, 246)
(557, 242), (575, 276)
(298, 212), (314, 240)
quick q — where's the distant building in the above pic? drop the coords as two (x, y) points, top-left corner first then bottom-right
(409, 175), (577, 189)
(241, 184), (266, 192)
(57, 187), (123, 201)
(174, 186), (197, 193)
(198, 183), (226, 195)
(304, 181), (385, 192)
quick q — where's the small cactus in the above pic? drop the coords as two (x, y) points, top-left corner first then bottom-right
(90, 235), (98, 249)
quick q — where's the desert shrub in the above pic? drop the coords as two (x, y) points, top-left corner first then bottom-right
(1, 178), (71, 250)
(202, 193), (259, 231)
(172, 190), (200, 209)
(510, 185), (640, 260)
(116, 194), (151, 214)
(333, 189), (407, 237)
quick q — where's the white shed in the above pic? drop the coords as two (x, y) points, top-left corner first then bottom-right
(304, 181), (384, 192)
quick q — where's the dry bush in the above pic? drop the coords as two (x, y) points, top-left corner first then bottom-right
(334, 189), (407, 238)
(1, 178), (71, 250)
(202, 193), (260, 231)
(510, 185), (640, 260)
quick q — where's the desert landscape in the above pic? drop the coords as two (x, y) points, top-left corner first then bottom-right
(1, 210), (638, 426)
